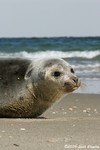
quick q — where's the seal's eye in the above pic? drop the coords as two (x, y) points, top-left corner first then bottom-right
(53, 71), (61, 77)
(71, 68), (75, 74)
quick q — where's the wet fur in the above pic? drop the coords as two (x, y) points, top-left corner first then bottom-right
(0, 58), (80, 118)
(0, 58), (63, 117)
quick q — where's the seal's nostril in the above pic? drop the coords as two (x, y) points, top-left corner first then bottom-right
(72, 77), (78, 84)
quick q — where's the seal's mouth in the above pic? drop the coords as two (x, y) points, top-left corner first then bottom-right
(63, 79), (81, 93)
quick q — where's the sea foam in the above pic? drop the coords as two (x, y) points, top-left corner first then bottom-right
(0, 50), (99, 59)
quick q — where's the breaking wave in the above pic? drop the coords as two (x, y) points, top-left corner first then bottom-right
(0, 50), (100, 59)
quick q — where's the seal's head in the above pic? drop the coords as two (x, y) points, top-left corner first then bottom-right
(43, 58), (81, 93)
(25, 58), (81, 95)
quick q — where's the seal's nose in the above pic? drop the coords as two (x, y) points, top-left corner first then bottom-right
(71, 76), (78, 84)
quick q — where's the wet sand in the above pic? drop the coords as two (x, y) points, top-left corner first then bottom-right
(0, 94), (100, 150)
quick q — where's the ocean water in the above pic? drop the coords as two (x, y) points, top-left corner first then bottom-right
(0, 37), (100, 94)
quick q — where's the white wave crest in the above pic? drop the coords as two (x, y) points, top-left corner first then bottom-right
(0, 50), (99, 59)
(72, 63), (100, 69)
(72, 63), (100, 75)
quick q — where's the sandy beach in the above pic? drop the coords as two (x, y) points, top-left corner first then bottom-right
(0, 93), (100, 150)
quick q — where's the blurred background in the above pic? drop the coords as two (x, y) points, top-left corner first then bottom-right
(0, 37), (100, 94)
(0, 0), (100, 94)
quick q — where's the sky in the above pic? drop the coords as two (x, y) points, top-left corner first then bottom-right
(0, 0), (100, 37)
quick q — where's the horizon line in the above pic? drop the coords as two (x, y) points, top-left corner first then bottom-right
(0, 36), (100, 39)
